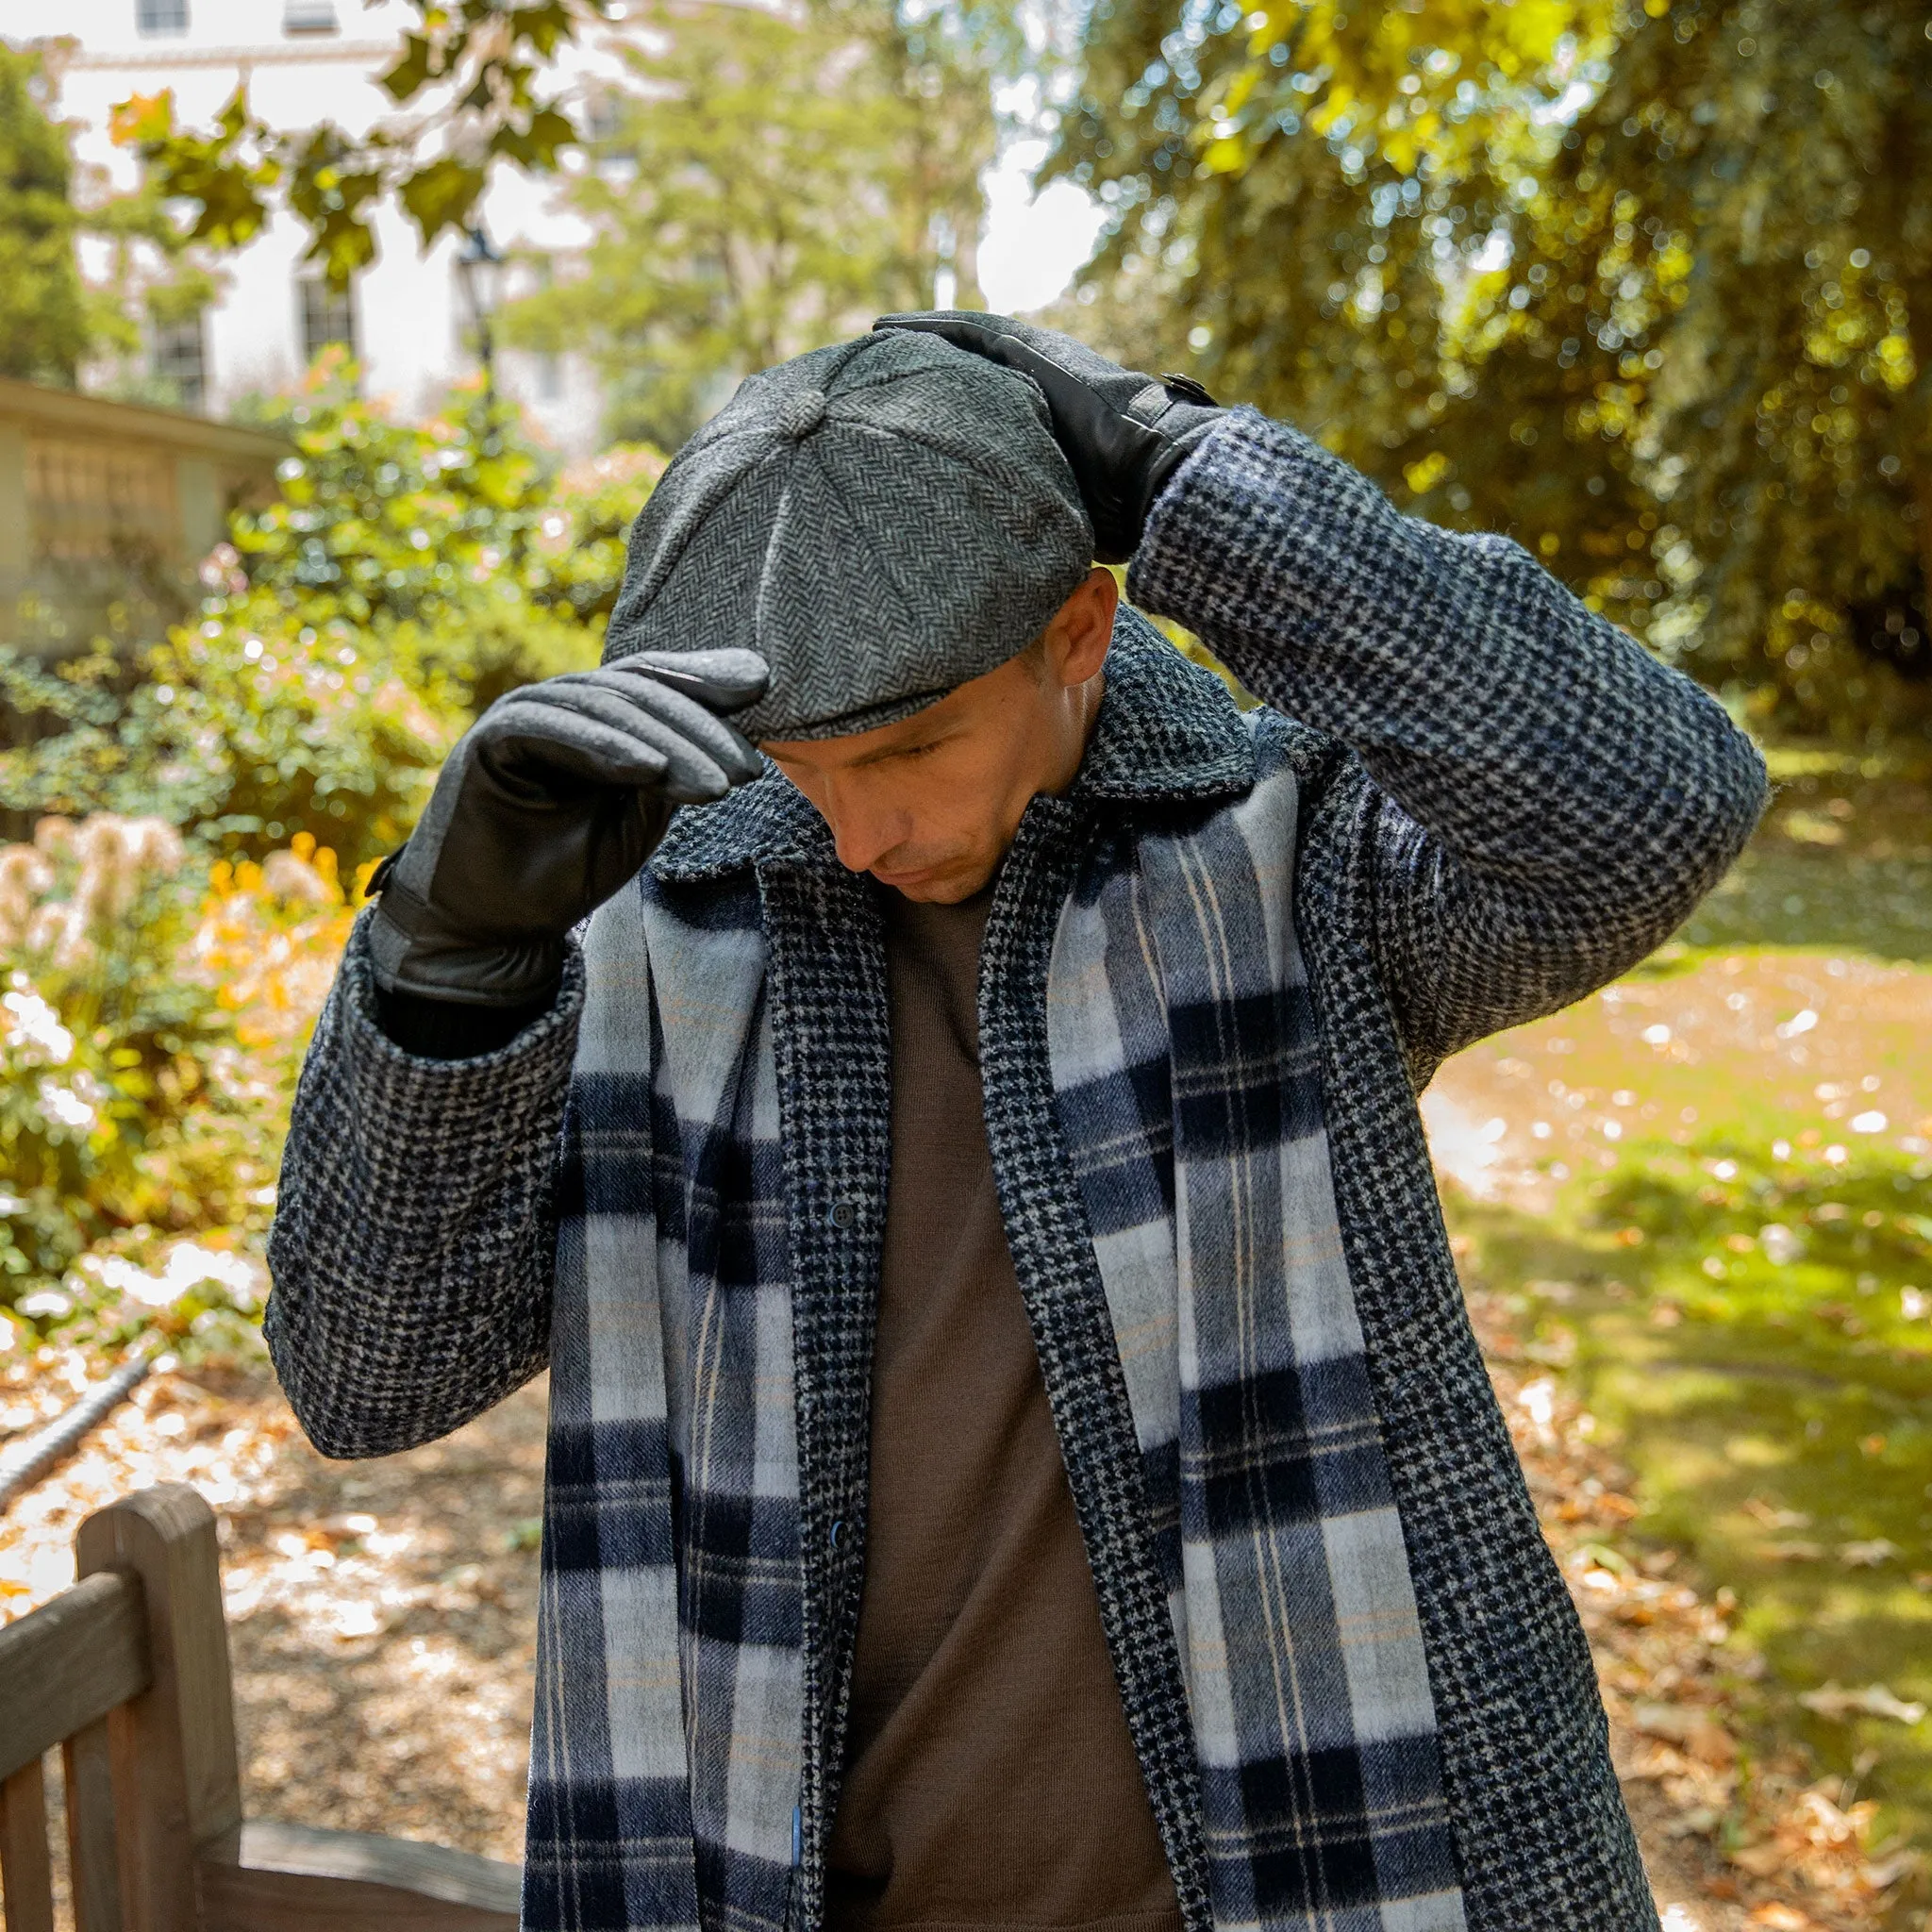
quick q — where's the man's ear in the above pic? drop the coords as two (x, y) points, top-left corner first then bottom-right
(1046, 567), (1119, 687)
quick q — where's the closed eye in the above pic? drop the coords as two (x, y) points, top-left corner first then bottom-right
(852, 735), (951, 770)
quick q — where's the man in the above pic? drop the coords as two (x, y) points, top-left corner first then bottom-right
(266, 315), (1766, 1932)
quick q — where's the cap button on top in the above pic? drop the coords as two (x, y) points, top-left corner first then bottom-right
(775, 389), (827, 441)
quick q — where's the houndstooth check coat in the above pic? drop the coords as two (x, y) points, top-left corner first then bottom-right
(265, 407), (1768, 1932)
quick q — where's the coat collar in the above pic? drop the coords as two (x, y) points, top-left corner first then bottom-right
(649, 607), (1257, 884)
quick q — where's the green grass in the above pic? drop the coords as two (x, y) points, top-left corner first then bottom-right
(1435, 741), (1932, 1874)
(1678, 747), (1932, 963)
(1453, 1146), (1932, 1770)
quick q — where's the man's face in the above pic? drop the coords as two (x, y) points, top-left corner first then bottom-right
(761, 568), (1118, 903)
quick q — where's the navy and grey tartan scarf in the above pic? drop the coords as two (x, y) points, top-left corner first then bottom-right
(528, 624), (1464, 1932)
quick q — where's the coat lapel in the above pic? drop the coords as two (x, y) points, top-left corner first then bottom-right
(749, 852), (890, 1930)
(980, 782), (1219, 1930)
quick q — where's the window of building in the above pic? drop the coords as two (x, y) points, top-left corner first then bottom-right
(298, 276), (358, 369)
(283, 0), (339, 32)
(584, 88), (639, 176)
(136, 0), (189, 34)
(152, 312), (208, 411)
(28, 436), (176, 567)
(584, 88), (625, 143)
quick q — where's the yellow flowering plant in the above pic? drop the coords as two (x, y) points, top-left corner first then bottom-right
(0, 815), (358, 1357)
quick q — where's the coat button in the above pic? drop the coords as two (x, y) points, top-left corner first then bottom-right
(829, 1519), (844, 1550)
(828, 1200), (855, 1228)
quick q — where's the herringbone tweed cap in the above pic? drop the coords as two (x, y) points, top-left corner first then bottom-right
(602, 331), (1095, 741)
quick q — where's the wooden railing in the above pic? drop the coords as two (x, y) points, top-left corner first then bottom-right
(0, 1484), (520, 1931)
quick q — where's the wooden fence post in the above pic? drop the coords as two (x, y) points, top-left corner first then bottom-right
(0, 1753), (57, 1932)
(75, 1485), (242, 1932)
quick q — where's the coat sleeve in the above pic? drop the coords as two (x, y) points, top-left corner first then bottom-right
(1125, 407), (1769, 1078)
(262, 909), (585, 1457)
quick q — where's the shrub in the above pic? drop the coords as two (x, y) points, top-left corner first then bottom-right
(0, 812), (358, 1357)
(0, 360), (661, 870)
(0, 629), (451, 873)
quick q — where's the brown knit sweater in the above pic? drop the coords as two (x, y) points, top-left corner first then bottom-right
(824, 883), (1181, 1932)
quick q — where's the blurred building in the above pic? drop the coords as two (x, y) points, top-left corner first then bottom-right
(8, 0), (611, 452)
(0, 375), (283, 652)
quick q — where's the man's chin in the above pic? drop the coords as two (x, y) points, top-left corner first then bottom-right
(872, 858), (991, 904)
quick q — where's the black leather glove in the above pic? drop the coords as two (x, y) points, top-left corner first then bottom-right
(872, 310), (1225, 564)
(367, 649), (769, 1010)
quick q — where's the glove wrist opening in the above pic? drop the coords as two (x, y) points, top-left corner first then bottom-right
(368, 891), (567, 1010)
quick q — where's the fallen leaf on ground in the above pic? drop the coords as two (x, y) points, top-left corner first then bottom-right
(1860, 1848), (1923, 1890)
(1662, 1806), (1724, 1840)
(1632, 1702), (1740, 1768)
(1795, 1682), (1927, 1724)
(1836, 1539), (1901, 1568)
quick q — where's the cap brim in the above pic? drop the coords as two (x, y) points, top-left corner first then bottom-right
(748, 682), (954, 743)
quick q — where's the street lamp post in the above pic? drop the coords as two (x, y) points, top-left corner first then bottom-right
(455, 225), (507, 408)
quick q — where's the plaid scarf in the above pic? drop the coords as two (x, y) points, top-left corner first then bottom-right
(526, 622), (1462, 1932)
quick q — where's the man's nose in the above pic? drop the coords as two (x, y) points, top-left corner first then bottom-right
(824, 791), (912, 875)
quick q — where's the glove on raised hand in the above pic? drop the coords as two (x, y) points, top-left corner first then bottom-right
(872, 310), (1225, 564)
(368, 649), (769, 1010)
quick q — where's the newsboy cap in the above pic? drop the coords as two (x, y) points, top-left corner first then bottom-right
(601, 330), (1095, 741)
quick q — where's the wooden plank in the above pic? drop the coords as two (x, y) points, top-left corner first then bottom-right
(75, 1486), (241, 1932)
(0, 1757), (56, 1932)
(196, 1822), (520, 1930)
(0, 1573), (148, 1783)
(63, 1717), (124, 1932)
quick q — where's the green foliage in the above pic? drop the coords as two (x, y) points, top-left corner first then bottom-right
(1054, 0), (1932, 742)
(0, 42), (93, 384)
(0, 40), (229, 397)
(0, 816), (352, 1354)
(1541, 2), (1932, 738)
(0, 364), (658, 868)
(111, 0), (1013, 339)
(222, 358), (652, 715)
(0, 632), (451, 870)
(1045, 0), (1620, 514)
(109, 0), (612, 286)
(229, 358), (550, 633)
(77, 151), (229, 397)
(1, 820), (201, 1306)
(499, 0), (1006, 446)
(1200, 0), (1605, 179)
(0, 361), (665, 1355)
(848, 0), (1022, 308)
